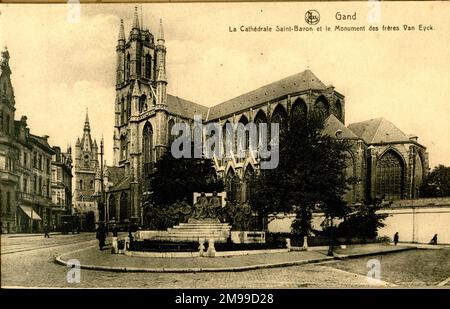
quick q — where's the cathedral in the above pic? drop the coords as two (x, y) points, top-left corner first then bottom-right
(94, 8), (429, 226)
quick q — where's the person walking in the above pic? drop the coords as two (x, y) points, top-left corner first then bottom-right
(430, 234), (438, 245)
(96, 222), (107, 250)
(43, 223), (50, 238)
(393, 232), (399, 246)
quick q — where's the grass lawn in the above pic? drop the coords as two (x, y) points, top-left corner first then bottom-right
(329, 248), (450, 286)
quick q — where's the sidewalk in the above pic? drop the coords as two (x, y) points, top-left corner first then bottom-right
(3, 232), (63, 238)
(56, 243), (417, 273)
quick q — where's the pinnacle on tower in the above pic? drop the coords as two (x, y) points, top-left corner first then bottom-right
(157, 18), (165, 44)
(118, 19), (125, 41)
(132, 6), (140, 30)
(84, 109), (90, 131)
(132, 79), (141, 97)
(157, 61), (167, 83)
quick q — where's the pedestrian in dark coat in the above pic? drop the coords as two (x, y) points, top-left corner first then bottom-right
(393, 232), (399, 246)
(43, 224), (50, 238)
(431, 234), (438, 245)
(96, 222), (107, 250)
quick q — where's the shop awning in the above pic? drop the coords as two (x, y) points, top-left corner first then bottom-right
(19, 205), (42, 220)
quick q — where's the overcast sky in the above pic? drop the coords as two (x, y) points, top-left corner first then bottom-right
(0, 2), (449, 168)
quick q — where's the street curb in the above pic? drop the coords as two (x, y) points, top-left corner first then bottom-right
(332, 247), (416, 260)
(54, 245), (418, 273)
(55, 253), (335, 273)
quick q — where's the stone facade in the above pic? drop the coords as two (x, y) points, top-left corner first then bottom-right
(101, 10), (429, 226)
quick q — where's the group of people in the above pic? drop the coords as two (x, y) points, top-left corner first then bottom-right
(192, 192), (222, 220)
(393, 232), (438, 245)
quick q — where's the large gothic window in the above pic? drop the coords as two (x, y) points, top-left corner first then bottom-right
(242, 165), (255, 203)
(226, 168), (239, 203)
(254, 110), (268, 149)
(143, 122), (153, 173)
(125, 53), (130, 81)
(413, 154), (424, 198)
(222, 121), (232, 157)
(167, 119), (175, 146)
(376, 150), (404, 200)
(145, 54), (152, 79)
(119, 192), (129, 222)
(343, 151), (355, 204)
(237, 115), (249, 156)
(314, 96), (330, 121)
(291, 98), (307, 120)
(271, 104), (288, 132)
(120, 136), (127, 161)
(108, 195), (116, 221)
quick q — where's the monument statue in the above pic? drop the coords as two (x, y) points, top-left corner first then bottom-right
(192, 192), (209, 220)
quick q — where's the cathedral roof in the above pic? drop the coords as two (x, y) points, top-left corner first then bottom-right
(167, 94), (209, 119)
(323, 114), (359, 139)
(207, 69), (327, 121)
(347, 117), (411, 144)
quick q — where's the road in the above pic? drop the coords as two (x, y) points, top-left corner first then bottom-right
(1, 233), (378, 288)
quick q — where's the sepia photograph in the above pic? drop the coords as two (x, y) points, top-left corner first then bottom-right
(0, 0), (449, 294)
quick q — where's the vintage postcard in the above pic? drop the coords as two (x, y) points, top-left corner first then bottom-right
(0, 1), (449, 293)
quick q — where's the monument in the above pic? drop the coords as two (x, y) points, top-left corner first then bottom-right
(138, 192), (232, 243)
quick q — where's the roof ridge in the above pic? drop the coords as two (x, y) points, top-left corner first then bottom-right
(370, 118), (384, 143)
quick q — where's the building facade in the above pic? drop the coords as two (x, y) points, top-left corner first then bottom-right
(1, 47), (67, 233)
(101, 9), (429, 226)
(0, 47), (19, 233)
(51, 146), (73, 228)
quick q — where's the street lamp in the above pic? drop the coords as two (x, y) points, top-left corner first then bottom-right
(100, 136), (106, 224)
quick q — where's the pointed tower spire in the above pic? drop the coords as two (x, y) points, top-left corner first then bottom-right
(132, 6), (140, 30)
(157, 18), (165, 44)
(118, 19), (125, 41)
(84, 108), (90, 131)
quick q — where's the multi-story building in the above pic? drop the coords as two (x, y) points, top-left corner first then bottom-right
(0, 47), (19, 233)
(99, 9), (429, 227)
(51, 146), (73, 228)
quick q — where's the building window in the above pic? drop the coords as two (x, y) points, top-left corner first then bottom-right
(24, 152), (27, 167)
(119, 192), (129, 222)
(5, 114), (10, 134)
(23, 178), (28, 193)
(143, 122), (153, 165)
(34, 174), (37, 193)
(108, 195), (117, 221)
(79, 180), (83, 190)
(47, 159), (51, 174)
(0, 110), (3, 132)
(33, 152), (37, 168)
(90, 180), (94, 190)
(38, 154), (42, 170)
(314, 96), (330, 122)
(6, 191), (11, 213)
(47, 179), (50, 197)
(376, 150), (404, 200)
(145, 54), (151, 79)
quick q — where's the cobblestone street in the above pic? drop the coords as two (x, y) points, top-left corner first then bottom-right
(1, 234), (381, 288)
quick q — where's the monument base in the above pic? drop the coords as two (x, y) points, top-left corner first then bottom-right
(143, 219), (232, 243)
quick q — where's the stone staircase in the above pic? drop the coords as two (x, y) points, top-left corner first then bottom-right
(153, 220), (232, 243)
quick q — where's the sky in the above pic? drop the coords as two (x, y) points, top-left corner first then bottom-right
(0, 2), (449, 168)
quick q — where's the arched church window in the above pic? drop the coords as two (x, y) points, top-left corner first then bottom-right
(314, 96), (330, 122)
(242, 165), (255, 203)
(225, 168), (239, 203)
(108, 195), (116, 221)
(413, 154), (424, 198)
(119, 192), (129, 222)
(237, 115), (250, 155)
(143, 122), (153, 173)
(291, 98), (307, 120)
(120, 137), (127, 161)
(145, 54), (152, 79)
(271, 104), (288, 132)
(167, 119), (175, 146)
(376, 150), (404, 200)
(125, 53), (130, 81)
(254, 110), (268, 149)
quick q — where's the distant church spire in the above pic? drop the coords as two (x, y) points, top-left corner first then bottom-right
(157, 18), (164, 43)
(118, 19), (125, 41)
(132, 6), (140, 30)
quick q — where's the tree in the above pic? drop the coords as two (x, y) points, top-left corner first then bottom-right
(337, 200), (388, 242)
(146, 150), (223, 207)
(420, 165), (450, 197)
(250, 112), (351, 237)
